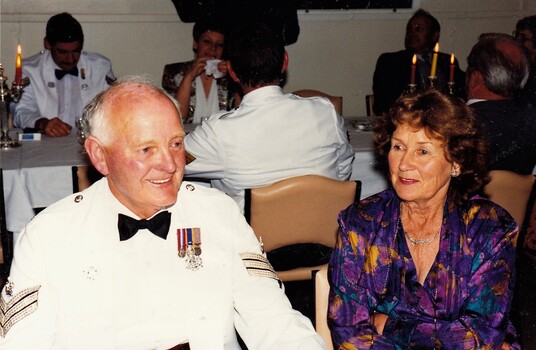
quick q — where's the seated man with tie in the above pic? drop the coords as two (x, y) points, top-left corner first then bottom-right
(372, 9), (466, 115)
(0, 76), (325, 349)
(13, 12), (114, 137)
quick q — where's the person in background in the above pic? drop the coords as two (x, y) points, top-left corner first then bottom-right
(14, 12), (114, 137)
(328, 89), (519, 349)
(514, 15), (536, 107)
(466, 33), (536, 175)
(162, 17), (239, 124)
(0, 76), (326, 349)
(184, 22), (354, 212)
(372, 9), (465, 116)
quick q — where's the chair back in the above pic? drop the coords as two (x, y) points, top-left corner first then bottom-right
(365, 94), (376, 116)
(484, 170), (536, 226)
(314, 267), (333, 350)
(245, 175), (360, 280)
(293, 89), (343, 116)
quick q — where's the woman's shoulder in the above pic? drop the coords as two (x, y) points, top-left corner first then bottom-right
(339, 188), (397, 225)
(163, 61), (193, 76)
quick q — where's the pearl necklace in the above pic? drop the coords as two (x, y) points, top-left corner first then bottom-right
(404, 229), (441, 247)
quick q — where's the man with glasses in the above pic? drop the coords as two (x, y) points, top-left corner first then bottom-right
(14, 12), (115, 137)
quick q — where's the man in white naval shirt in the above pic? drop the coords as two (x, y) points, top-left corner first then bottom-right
(184, 23), (354, 212)
(14, 12), (114, 137)
(0, 76), (326, 349)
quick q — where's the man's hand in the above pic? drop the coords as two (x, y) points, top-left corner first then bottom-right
(41, 117), (72, 137)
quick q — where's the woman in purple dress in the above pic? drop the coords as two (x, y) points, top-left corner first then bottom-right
(328, 89), (519, 349)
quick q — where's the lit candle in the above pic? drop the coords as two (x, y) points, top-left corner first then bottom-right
(430, 43), (439, 77)
(410, 54), (417, 85)
(449, 53), (455, 83)
(15, 44), (22, 84)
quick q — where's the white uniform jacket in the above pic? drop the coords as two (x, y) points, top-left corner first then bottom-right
(13, 50), (114, 129)
(0, 179), (325, 349)
(184, 85), (354, 210)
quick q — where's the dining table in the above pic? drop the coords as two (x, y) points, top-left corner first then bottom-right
(1, 132), (87, 241)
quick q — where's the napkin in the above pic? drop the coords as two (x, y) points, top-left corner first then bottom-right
(205, 59), (224, 79)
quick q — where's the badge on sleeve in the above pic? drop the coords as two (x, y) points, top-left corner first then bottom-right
(1, 283), (41, 337)
(177, 228), (203, 271)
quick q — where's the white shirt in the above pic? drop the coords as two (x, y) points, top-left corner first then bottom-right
(13, 50), (114, 129)
(0, 179), (325, 349)
(185, 85), (354, 210)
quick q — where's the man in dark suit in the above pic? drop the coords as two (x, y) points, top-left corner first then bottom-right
(515, 15), (536, 107)
(372, 9), (465, 115)
(466, 33), (536, 175)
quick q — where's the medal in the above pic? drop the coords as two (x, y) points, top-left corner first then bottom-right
(176, 227), (203, 270)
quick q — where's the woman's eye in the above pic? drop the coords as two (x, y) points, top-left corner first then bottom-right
(418, 149), (429, 155)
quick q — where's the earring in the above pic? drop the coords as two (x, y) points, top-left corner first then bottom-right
(451, 170), (459, 177)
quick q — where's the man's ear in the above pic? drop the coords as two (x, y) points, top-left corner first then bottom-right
(84, 137), (109, 176)
(227, 61), (240, 83)
(44, 37), (51, 51)
(281, 51), (289, 74)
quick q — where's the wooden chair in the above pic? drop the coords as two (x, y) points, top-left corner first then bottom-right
(365, 94), (376, 116)
(292, 89), (343, 116)
(483, 170), (536, 227)
(244, 175), (361, 281)
(314, 267), (334, 350)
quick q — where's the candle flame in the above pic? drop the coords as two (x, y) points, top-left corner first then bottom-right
(17, 44), (22, 55)
(412, 54), (417, 65)
(434, 43), (439, 53)
(16, 44), (22, 68)
(450, 53), (455, 65)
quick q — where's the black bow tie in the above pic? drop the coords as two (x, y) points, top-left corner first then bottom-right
(55, 67), (79, 80)
(117, 211), (172, 241)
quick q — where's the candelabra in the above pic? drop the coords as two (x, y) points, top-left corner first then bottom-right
(428, 75), (438, 89)
(447, 82), (456, 95)
(0, 63), (29, 149)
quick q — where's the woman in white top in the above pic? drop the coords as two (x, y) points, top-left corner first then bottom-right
(162, 18), (240, 123)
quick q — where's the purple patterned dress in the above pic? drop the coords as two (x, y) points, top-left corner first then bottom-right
(328, 188), (519, 349)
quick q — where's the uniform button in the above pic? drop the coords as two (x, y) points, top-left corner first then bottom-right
(74, 195), (83, 203)
(185, 184), (195, 191)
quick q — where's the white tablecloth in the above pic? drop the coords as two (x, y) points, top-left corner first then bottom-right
(344, 117), (389, 199)
(1, 133), (87, 237)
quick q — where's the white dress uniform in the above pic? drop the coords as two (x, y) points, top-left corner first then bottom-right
(0, 179), (325, 349)
(184, 85), (355, 210)
(13, 50), (114, 129)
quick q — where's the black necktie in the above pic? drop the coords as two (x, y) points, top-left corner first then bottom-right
(55, 67), (79, 80)
(117, 211), (171, 241)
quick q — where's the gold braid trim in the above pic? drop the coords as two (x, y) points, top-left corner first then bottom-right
(0, 285), (41, 337)
(240, 252), (281, 286)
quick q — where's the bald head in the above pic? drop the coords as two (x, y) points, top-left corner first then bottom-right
(82, 76), (182, 146)
(466, 33), (529, 98)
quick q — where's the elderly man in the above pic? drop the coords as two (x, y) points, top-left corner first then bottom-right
(466, 33), (536, 175)
(0, 77), (325, 349)
(14, 12), (114, 137)
(184, 23), (354, 211)
(372, 9), (465, 115)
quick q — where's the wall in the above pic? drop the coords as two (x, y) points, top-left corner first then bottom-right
(1, 0), (535, 116)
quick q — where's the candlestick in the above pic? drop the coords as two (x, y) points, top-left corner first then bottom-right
(410, 54), (416, 85)
(449, 53), (455, 83)
(430, 43), (439, 77)
(15, 45), (22, 85)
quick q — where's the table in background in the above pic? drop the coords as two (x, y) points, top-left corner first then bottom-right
(1, 133), (87, 238)
(344, 116), (389, 199)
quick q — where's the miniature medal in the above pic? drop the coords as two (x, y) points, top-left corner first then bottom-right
(176, 227), (203, 270)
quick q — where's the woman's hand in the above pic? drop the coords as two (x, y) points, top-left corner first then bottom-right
(370, 313), (389, 335)
(217, 60), (229, 76)
(185, 57), (209, 81)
